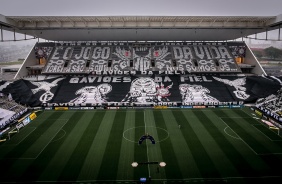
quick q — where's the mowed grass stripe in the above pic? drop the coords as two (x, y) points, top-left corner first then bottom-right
(21, 118), (68, 159)
(182, 110), (240, 179)
(116, 111), (135, 180)
(161, 110), (201, 178)
(13, 111), (82, 182)
(57, 111), (105, 181)
(96, 110), (126, 180)
(194, 110), (259, 178)
(77, 110), (116, 180)
(153, 110), (182, 179)
(39, 111), (90, 181)
(172, 110), (221, 178)
(134, 110), (148, 180)
(144, 110), (166, 179)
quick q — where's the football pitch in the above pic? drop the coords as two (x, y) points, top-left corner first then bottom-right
(0, 108), (282, 183)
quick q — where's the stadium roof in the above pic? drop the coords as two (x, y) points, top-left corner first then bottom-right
(6, 16), (276, 26)
(0, 0), (281, 41)
(1, 14), (282, 41)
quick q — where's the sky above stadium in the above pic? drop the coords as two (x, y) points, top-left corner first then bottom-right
(0, 0), (282, 16)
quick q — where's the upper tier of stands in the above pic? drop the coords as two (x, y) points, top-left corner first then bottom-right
(39, 42), (243, 74)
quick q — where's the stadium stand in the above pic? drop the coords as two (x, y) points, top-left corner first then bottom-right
(112, 46), (132, 71)
(0, 41), (280, 115)
(39, 42), (242, 75)
(0, 95), (27, 130)
(1, 41), (281, 110)
(256, 88), (282, 113)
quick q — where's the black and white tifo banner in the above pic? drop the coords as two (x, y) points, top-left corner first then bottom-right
(1, 75), (282, 107)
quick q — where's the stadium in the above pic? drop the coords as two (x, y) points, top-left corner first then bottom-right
(0, 0), (282, 183)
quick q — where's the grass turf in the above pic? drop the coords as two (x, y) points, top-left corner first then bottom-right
(0, 108), (282, 183)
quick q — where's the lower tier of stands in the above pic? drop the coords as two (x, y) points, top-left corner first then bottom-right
(1, 75), (281, 108)
(0, 96), (27, 129)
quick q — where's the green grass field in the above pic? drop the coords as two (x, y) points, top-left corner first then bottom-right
(1, 108), (282, 183)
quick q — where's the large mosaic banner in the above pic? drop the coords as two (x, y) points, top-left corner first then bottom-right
(2, 75), (281, 107)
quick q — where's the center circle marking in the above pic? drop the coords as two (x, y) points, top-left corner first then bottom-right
(123, 126), (169, 143)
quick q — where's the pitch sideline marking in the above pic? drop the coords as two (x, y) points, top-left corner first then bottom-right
(41, 175), (282, 183)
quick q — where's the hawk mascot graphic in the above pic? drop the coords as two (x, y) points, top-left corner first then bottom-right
(213, 77), (250, 100)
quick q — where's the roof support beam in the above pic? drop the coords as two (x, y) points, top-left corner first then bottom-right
(186, 18), (191, 27)
(55, 17), (62, 27)
(198, 19), (203, 27)
(279, 25), (281, 41)
(81, 17), (88, 27)
(210, 19), (217, 26)
(42, 17), (50, 27)
(1, 25), (3, 42)
(96, 18), (100, 27)
(68, 17), (75, 27)
(223, 18), (230, 27)
(13, 29), (16, 41)
(122, 17), (125, 27)
(160, 18), (164, 27)
(109, 17), (113, 27)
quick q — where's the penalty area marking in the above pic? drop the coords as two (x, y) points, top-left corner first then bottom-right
(123, 126), (169, 144)
(6, 119), (69, 160)
(220, 117), (282, 155)
(223, 127), (240, 140)
(50, 129), (67, 143)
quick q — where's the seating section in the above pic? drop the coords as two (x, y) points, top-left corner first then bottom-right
(64, 46), (90, 73)
(35, 46), (53, 59)
(0, 96), (27, 129)
(112, 46), (132, 71)
(173, 46), (198, 72)
(41, 42), (241, 74)
(256, 89), (282, 113)
(88, 46), (112, 73)
(43, 46), (71, 73)
(133, 46), (152, 71)
(153, 46), (173, 71)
